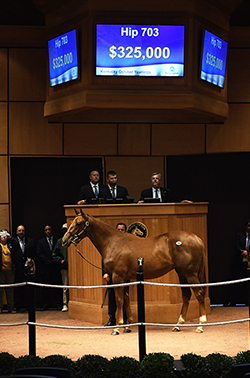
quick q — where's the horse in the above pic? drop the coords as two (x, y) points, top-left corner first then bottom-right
(24, 257), (36, 275)
(62, 210), (207, 333)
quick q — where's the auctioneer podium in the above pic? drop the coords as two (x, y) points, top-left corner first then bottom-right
(64, 203), (210, 324)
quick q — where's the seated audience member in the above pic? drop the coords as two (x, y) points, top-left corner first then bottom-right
(102, 222), (131, 334)
(77, 169), (105, 205)
(0, 230), (19, 313)
(102, 170), (129, 203)
(14, 224), (36, 312)
(37, 225), (62, 311)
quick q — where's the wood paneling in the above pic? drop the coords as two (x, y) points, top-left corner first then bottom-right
(64, 124), (117, 156)
(0, 156), (8, 203)
(118, 124), (150, 156)
(0, 205), (10, 231)
(227, 49), (250, 102)
(0, 103), (7, 154)
(152, 123), (205, 155)
(0, 49), (7, 101)
(9, 103), (62, 155)
(105, 156), (164, 202)
(206, 104), (250, 153)
(9, 48), (46, 101)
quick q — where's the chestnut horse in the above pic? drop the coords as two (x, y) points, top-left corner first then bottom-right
(62, 210), (207, 333)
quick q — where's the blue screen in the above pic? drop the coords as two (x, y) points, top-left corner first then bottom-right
(96, 24), (185, 77)
(48, 29), (78, 87)
(200, 30), (228, 88)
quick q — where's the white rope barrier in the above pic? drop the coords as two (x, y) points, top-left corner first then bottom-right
(1, 276), (250, 289)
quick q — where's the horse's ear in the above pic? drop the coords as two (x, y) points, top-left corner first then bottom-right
(80, 209), (85, 217)
(74, 208), (78, 215)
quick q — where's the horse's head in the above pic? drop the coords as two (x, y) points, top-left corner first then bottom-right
(62, 209), (89, 247)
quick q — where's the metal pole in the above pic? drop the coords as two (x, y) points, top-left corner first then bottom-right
(27, 275), (36, 356)
(137, 257), (146, 362)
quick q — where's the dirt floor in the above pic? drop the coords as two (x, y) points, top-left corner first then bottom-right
(0, 306), (250, 361)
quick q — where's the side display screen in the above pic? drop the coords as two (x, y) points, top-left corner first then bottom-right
(48, 29), (78, 87)
(200, 30), (228, 88)
(96, 24), (185, 77)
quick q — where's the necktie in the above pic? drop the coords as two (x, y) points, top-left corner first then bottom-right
(94, 185), (98, 198)
(20, 240), (25, 253)
(155, 189), (159, 198)
(49, 238), (53, 251)
(111, 188), (115, 198)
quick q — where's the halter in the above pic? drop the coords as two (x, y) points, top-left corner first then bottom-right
(66, 214), (89, 244)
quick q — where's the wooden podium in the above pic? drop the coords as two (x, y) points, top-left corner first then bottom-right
(64, 203), (210, 324)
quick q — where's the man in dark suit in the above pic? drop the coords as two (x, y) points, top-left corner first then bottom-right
(14, 225), (36, 311)
(77, 169), (105, 204)
(225, 219), (250, 307)
(37, 225), (62, 310)
(139, 172), (173, 203)
(102, 170), (129, 203)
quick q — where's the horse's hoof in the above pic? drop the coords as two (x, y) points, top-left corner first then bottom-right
(172, 326), (181, 332)
(123, 327), (131, 333)
(195, 327), (204, 333)
(111, 329), (119, 336)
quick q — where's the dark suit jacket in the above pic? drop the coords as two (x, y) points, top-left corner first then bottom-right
(140, 187), (172, 203)
(101, 185), (129, 202)
(78, 183), (105, 204)
(14, 236), (36, 277)
(37, 236), (56, 274)
(235, 231), (250, 267)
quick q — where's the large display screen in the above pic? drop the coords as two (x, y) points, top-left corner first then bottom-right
(96, 24), (185, 77)
(48, 29), (78, 87)
(200, 30), (228, 88)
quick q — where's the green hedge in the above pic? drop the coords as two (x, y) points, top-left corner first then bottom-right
(0, 351), (250, 377)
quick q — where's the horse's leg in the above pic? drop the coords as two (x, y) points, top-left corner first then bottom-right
(186, 273), (207, 333)
(172, 275), (192, 332)
(191, 282), (206, 333)
(111, 274), (124, 336)
(123, 284), (133, 333)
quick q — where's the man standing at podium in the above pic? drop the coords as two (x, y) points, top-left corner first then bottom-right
(77, 169), (105, 205)
(139, 172), (172, 203)
(102, 170), (129, 203)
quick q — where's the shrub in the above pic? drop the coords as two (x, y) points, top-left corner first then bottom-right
(14, 354), (43, 371)
(141, 352), (175, 378)
(0, 352), (16, 376)
(75, 354), (109, 378)
(42, 354), (76, 376)
(181, 353), (208, 378)
(234, 350), (250, 364)
(204, 353), (234, 377)
(109, 356), (141, 378)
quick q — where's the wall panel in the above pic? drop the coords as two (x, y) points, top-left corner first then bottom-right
(9, 102), (62, 155)
(105, 156), (164, 202)
(118, 123), (150, 155)
(206, 104), (250, 153)
(152, 123), (205, 155)
(0, 205), (9, 230)
(0, 156), (8, 203)
(9, 48), (46, 101)
(228, 49), (250, 103)
(0, 103), (7, 154)
(64, 124), (117, 155)
(0, 49), (7, 101)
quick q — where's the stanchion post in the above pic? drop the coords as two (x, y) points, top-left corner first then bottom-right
(137, 257), (146, 362)
(27, 274), (36, 356)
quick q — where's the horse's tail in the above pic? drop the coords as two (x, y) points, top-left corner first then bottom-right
(197, 237), (206, 285)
